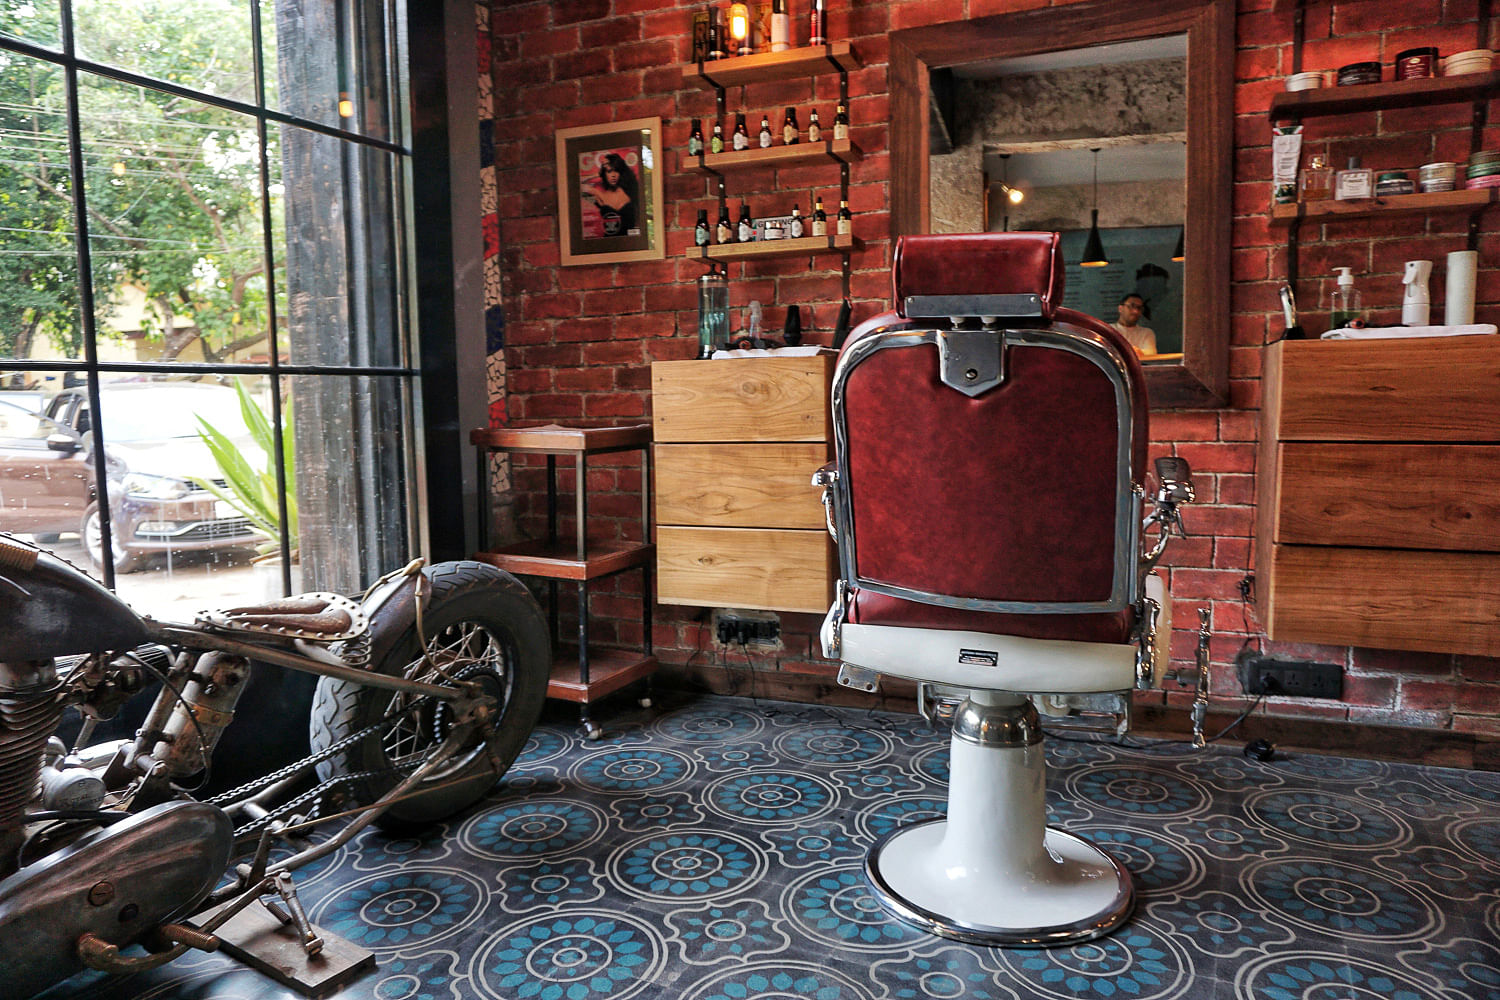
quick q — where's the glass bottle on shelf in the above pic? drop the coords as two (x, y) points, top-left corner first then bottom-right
(770, 0), (789, 52)
(837, 198), (852, 235)
(710, 122), (724, 154)
(732, 113), (750, 151)
(1299, 154), (1332, 202)
(833, 104), (849, 140)
(789, 205), (804, 238)
(737, 202), (754, 242)
(810, 0), (827, 45)
(783, 107), (800, 145)
(688, 119), (703, 157)
(694, 209), (710, 247)
(708, 9), (725, 60)
(1334, 156), (1373, 200)
(717, 202), (734, 243)
(811, 197), (827, 236)
(698, 270), (728, 358)
(807, 108), (822, 143)
(759, 116), (773, 148)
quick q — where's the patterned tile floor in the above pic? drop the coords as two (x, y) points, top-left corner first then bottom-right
(39, 692), (1500, 1000)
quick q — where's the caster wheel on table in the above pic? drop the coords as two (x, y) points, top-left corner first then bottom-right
(582, 721), (603, 741)
(638, 695), (653, 708)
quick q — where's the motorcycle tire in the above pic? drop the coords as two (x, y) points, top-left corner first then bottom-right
(308, 560), (550, 831)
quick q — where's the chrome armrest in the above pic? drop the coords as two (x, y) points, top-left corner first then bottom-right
(812, 463), (839, 540)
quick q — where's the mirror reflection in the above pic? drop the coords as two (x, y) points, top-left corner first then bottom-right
(928, 36), (1188, 360)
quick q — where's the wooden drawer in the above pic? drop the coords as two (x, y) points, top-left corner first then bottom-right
(1262, 544), (1500, 657)
(655, 443), (829, 529)
(651, 356), (834, 443)
(1274, 443), (1500, 552)
(1270, 337), (1500, 442)
(656, 525), (834, 614)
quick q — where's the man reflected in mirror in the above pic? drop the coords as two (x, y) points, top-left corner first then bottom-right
(1111, 292), (1157, 357)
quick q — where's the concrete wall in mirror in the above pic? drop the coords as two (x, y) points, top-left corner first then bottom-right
(930, 37), (1187, 357)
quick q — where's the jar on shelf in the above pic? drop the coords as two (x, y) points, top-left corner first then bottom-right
(1299, 155), (1333, 202)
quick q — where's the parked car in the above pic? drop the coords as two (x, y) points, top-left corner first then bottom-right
(0, 382), (268, 572)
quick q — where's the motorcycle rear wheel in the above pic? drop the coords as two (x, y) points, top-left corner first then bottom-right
(309, 561), (549, 830)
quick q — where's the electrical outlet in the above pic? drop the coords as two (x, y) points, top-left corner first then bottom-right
(715, 612), (781, 647)
(1237, 652), (1343, 699)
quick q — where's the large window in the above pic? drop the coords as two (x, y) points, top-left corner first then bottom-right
(0, 0), (421, 615)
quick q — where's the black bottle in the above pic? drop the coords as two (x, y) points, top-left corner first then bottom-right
(811, 197), (827, 236)
(733, 113), (749, 151)
(833, 103), (849, 140)
(688, 119), (703, 157)
(807, 108), (822, 143)
(837, 199), (852, 235)
(694, 209), (710, 247)
(708, 9), (725, 60)
(716, 202), (734, 243)
(782, 107), (800, 145)
(737, 202), (754, 243)
(789, 205), (804, 238)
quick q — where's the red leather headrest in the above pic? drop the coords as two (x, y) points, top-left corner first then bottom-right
(892, 233), (1064, 320)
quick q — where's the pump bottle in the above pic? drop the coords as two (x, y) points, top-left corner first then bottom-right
(1402, 259), (1432, 326)
(1330, 267), (1364, 330)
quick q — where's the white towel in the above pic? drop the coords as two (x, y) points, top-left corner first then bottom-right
(1320, 324), (1497, 340)
(710, 345), (834, 358)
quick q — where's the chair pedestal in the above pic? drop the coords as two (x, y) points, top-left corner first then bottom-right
(865, 691), (1133, 947)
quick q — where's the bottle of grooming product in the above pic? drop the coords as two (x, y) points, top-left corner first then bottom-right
(688, 119), (704, 157)
(783, 107), (800, 145)
(1402, 260), (1433, 326)
(1334, 156), (1373, 200)
(708, 9), (725, 60)
(836, 198), (852, 235)
(1298, 154), (1332, 202)
(833, 103), (849, 140)
(732, 113), (750, 151)
(783, 303), (803, 346)
(811, 196), (827, 236)
(770, 0), (790, 52)
(759, 115), (773, 148)
(694, 208), (711, 247)
(789, 204), (804, 238)
(710, 121), (724, 154)
(716, 202), (734, 244)
(737, 202), (754, 243)
(807, 108), (822, 142)
(1447, 249), (1478, 325)
(1329, 267), (1364, 329)
(697, 270), (729, 358)
(810, 0), (826, 45)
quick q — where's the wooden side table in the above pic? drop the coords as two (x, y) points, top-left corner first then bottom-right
(471, 423), (656, 738)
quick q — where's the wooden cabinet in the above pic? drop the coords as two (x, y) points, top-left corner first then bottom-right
(1255, 337), (1500, 656)
(652, 356), (836, 614)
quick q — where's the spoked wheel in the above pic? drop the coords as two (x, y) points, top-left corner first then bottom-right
(309, 561), (550, 830)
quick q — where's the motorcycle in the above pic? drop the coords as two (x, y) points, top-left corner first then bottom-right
(0, 534), (551, 998)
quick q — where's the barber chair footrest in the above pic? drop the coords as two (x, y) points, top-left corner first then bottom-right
(866, 820), (1134, 947)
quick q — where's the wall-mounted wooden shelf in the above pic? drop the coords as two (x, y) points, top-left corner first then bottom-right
(683, 138), (862, 175)
(1268, 71), (1500, 121)
(679, 42), (860, 90)
(685, 233), (861, 263)
(1271, 188), (1497, 225)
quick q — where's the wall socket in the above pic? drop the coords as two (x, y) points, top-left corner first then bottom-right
(1236, 651), (1343, 699)
(715, 612), (781, 647)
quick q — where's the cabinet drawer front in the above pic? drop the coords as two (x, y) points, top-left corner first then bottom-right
(656, 443), (829, 529)
(1276, 443), (1500, 552)
(1266, 544), (1500, 657)
(652, 357), (833, 442)
(1273, 338), (1500, 441)
(656, 525), (833, 613)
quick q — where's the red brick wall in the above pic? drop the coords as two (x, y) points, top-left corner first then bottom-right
(487, 0), (1500, 738)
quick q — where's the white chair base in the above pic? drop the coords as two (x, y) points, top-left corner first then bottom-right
(864, 691), (1134, 947)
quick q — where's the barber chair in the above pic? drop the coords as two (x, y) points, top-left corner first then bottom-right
(814, 232), (1201, 947)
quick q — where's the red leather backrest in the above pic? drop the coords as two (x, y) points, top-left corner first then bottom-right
(893, 232), (1063, 320)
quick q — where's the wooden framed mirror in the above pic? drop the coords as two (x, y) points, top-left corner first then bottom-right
(890, 0), (1233, 408)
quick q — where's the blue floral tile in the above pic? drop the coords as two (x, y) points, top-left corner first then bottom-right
(914, 745), (950, 784)
(1235, 953), (1445, 1000)
(664, 899), (792, 966)
(606, 790), (706, 831)
(1245, 788), (1409, 849)
(677, 962), (876, 1000)
(470, 912), (665, 1000)
(870, 949), (1016, 1000)
(458, 798), (607, 859)
(760, 821), (866, 869)
(856, 795), (947, 842)
(1244, 857), (1442, 942)
(1371, 843), (1496, 902)
(705, 770), (836, 823)
(372, 954), (462, 1000)
(308, 868), (486, 952)
(1399, 937), (1500, 1000)
(775, 725), (891, 765)
(514, 726), (571, 767)
(783, 866), (925, 951)
(1083, 827), (1203, 893)
(571, 747), (692, 792)
(495, 857), (603, 912)
(831, 762), (925, 800)
(1150, 889), (1295, 958)
(651, 708), (765, 743)
(690, 742), (781, 772)
(1165, 813), (1292, 862)
(610, 831), (765, 902)
(1067, 766), (1210, 817)
(1270, 752), (1391, 783)
(992, 922), (1190, 1000)
(1449, 815), (1500, 870)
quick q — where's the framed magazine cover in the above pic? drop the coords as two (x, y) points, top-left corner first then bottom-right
(554, 117), (664, 266)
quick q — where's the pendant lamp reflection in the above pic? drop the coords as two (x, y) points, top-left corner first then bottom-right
(1079, 148), (1108, 268)
(1172, 226), (1185, 262)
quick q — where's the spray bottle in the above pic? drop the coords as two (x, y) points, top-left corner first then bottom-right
(1402, 260), (1432, 326)
(1330, 267), (1364, 330)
